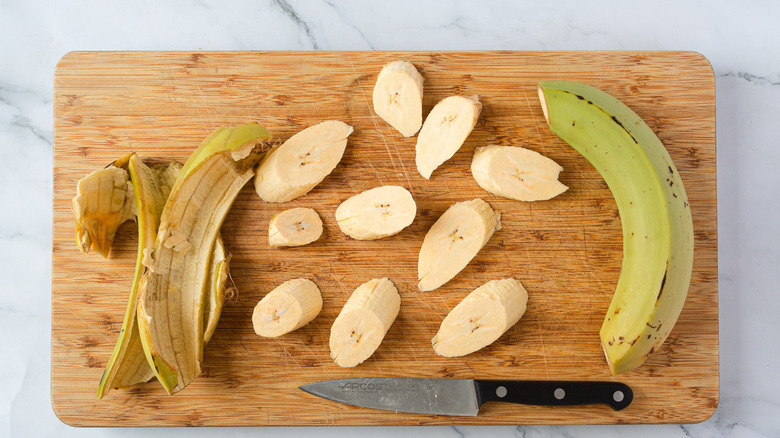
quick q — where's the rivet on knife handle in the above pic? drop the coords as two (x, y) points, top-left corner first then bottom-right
(474, 380), (633, 411)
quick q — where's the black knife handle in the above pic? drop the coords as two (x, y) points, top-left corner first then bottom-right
(474, 380), (633, 411)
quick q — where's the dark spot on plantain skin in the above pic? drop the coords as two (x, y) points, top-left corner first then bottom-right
(657, 271), (668, 303)
(613, 307), (621, 316)
(609, 115), (639, 143)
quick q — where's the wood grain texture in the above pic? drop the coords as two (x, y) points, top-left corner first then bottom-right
(52, 51), (717, 426)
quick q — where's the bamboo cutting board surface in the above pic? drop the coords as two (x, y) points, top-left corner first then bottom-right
(52, 51), (718, 426)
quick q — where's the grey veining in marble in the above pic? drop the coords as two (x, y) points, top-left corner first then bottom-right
(1, 0), (779, 436)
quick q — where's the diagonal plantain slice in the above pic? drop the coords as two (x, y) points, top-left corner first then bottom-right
(97, 156), (180, 398)
(136, 123), (270, 394)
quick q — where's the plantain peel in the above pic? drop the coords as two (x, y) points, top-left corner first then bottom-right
(136, 123), (270, 394)
(97, 156), (181, 398)
(72, 154), (136, 257)
(203, 235), (231, 344)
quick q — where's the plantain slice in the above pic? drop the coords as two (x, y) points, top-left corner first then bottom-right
(136, 123), (270, 394)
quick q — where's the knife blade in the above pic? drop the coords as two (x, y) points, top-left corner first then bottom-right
(300, 378), (632, 416)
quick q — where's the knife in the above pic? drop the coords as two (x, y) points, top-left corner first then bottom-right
(300, 378), (632, 416)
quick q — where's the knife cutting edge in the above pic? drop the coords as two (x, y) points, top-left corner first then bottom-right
(299, 378), (633, 416)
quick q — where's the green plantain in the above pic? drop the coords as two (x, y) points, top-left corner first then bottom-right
(538, 81), (694, 374)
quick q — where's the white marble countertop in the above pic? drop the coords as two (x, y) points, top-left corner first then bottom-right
(2, 0), (778, 436)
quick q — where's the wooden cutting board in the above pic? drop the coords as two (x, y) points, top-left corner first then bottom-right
(52, 51), (718, 426)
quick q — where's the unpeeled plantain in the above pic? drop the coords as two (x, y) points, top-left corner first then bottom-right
(538, 81), (694, 374)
